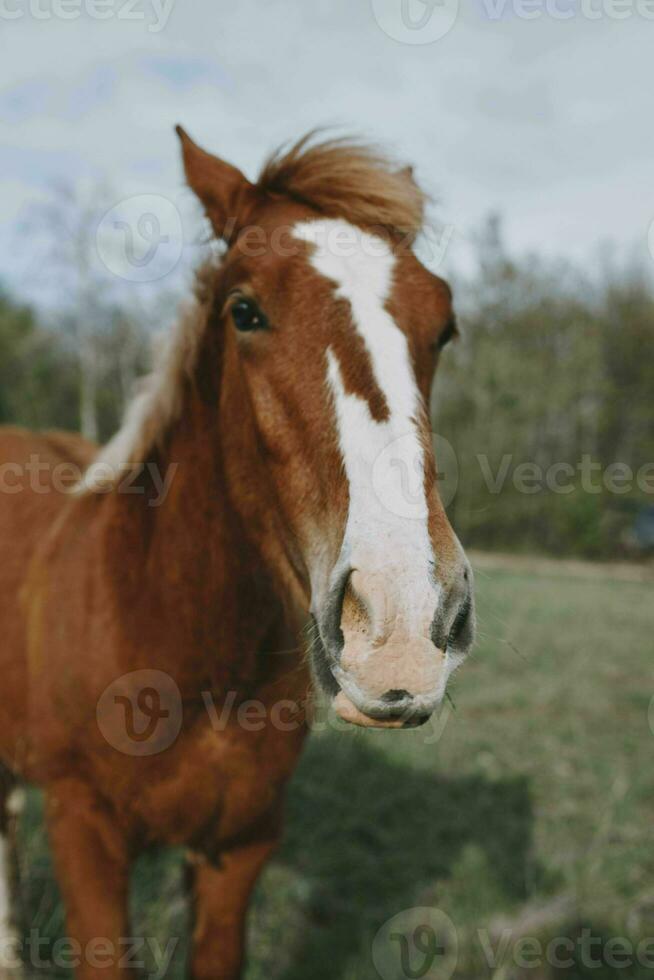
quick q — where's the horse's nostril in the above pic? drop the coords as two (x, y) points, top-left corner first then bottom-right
(381, 689), (411, 704)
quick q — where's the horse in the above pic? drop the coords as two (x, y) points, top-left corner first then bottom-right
(0, 127), (475, 979)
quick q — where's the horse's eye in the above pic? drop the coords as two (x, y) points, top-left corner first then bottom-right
(231, 298), (268, 332)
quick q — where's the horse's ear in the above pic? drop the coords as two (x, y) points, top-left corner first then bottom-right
(176, 125), (256, 243)
(398, 164), (420, 190)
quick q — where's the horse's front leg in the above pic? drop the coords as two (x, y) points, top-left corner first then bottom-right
(190, 834), (278, 980)
(45, 779), (130, 980)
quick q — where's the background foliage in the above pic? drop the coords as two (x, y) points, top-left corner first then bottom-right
(436, 217), (654, 558)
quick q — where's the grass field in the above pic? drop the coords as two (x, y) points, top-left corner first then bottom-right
(14, 555), (654, 979)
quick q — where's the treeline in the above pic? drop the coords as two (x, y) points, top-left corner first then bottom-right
(436, 216), (654, 558)
(0, 290), (148, 442)
(0, 214), (652, 559)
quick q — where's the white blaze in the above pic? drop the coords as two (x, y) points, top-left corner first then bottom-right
(294, 219), (439, 630)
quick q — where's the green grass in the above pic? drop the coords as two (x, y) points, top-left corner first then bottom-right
(14, 558), (654, 978)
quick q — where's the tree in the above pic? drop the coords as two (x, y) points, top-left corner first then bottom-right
(22, 180), (119, 441)
(0, 287), (78, 431)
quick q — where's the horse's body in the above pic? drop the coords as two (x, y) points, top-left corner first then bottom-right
(0, 129), (474, 979)
(0, 420), (309, 979)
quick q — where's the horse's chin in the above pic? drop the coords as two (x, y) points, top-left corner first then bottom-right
(332, 691), (432, 730)
(332, 691), (405, 728)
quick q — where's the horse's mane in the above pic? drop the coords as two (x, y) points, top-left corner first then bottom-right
(77, 134), (425, 494)
(257, 132), (426, 240)
(77, 263), (214, 493)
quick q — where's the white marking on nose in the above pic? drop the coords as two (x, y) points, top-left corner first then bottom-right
(294, 218), (439, 628)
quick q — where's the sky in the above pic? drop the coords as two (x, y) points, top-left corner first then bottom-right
(1, 0), (652, 310)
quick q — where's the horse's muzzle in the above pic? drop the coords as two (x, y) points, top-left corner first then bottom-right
(329, 637), (447, 729)
(311, 560), (474, 729)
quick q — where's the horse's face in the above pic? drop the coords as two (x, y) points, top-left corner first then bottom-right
(180, 128), (474, 729)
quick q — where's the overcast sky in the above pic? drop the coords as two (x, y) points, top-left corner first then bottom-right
(1, 0), (652, 309)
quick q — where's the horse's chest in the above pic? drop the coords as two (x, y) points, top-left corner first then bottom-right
(130, 708), (308, 852)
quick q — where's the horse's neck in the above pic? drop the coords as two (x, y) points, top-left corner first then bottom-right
(100, 390), (295, 694)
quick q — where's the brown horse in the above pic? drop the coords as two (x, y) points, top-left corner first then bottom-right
(0, 128), (474, 979)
